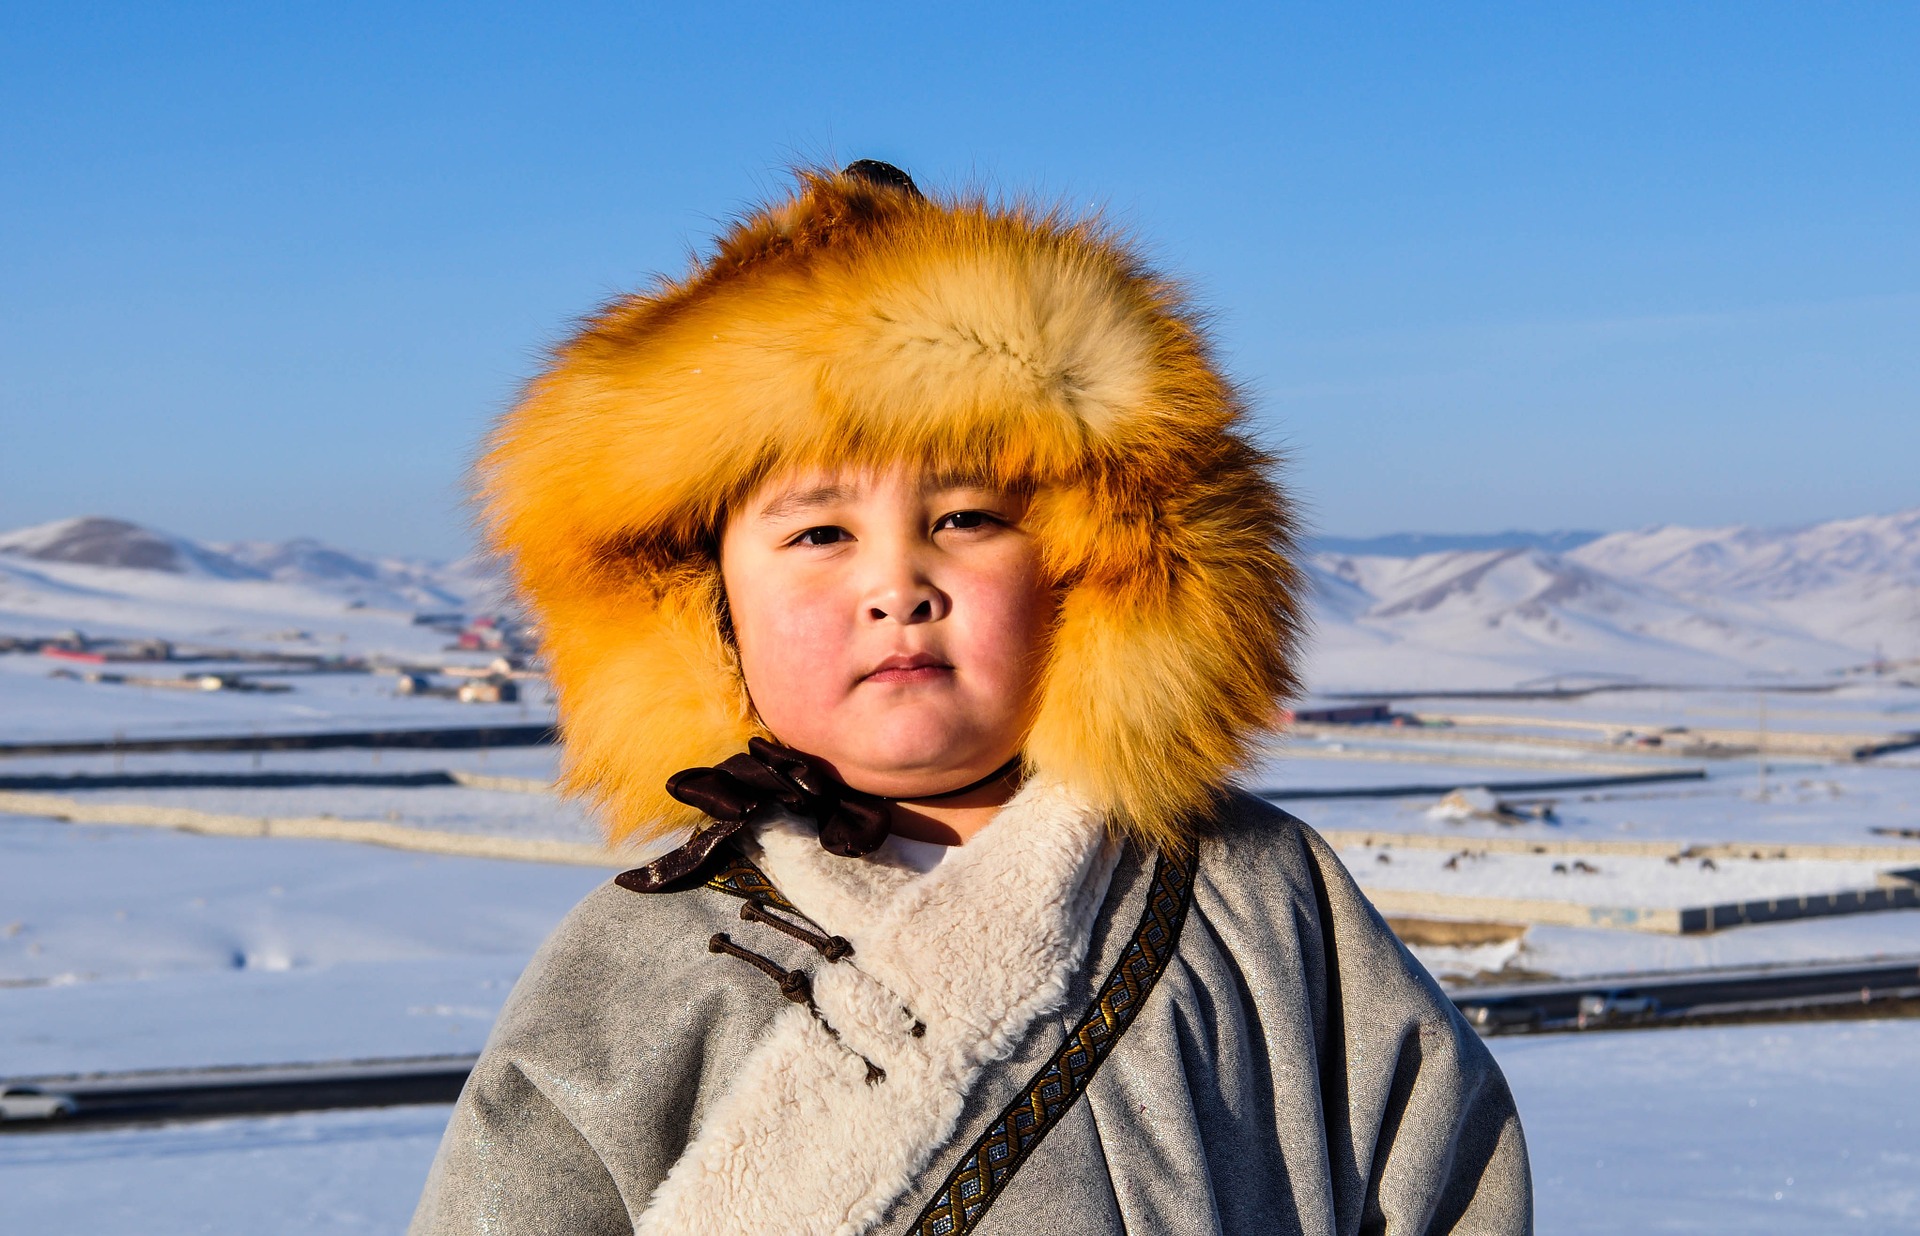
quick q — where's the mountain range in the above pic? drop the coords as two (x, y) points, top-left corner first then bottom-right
(0, 517), (497, 614)
(3, 511), (1916, 689)
(1305, 508), (1918, 687)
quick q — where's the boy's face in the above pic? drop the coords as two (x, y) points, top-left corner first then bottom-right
(719, 464), (1053, 799)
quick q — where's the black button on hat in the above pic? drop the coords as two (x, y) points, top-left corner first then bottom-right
(842, 159), (923, 199)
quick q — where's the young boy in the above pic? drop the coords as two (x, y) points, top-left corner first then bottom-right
(411, 161), (1531, 1235)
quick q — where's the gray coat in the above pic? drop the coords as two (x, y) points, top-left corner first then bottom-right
(411, 791), (1531, 1234)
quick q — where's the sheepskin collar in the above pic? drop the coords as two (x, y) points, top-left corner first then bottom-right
(633, 779), (1118, 1235)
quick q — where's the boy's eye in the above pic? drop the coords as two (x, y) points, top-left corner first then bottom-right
(935, 510), (996, 532)
(791, 526), (851, 547)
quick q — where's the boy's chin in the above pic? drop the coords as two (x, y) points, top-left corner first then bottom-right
(831, 739), (1009, 798)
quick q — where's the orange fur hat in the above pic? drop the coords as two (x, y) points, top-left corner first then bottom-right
(478, 162), (1303, 851)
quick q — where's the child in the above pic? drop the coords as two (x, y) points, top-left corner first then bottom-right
(411, 161), (1531, 1235)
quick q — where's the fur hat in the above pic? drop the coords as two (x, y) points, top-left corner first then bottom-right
(479, 163), (1303, 852)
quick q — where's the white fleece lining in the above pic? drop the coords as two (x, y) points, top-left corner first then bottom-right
(632, 778), (1117, 1236)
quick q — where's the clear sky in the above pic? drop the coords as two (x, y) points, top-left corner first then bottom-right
(4, 3), (1916, 559)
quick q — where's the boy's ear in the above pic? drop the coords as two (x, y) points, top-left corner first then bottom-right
(711, 573), (738, 652)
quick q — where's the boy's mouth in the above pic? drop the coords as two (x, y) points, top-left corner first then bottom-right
(862, 653), (954, 684)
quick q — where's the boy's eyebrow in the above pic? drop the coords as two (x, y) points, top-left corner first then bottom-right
(748, 474), (1014, 523)
(922, 471), (998, 494)
(752, 483), (855, 523)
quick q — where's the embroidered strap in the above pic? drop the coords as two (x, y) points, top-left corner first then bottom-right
(701, 853), (799, 914)
(910, 844), (1198, 1236)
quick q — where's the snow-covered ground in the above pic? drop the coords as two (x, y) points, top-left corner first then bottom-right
(1, 1105), (453, 1236)
(7, 697), (1918, 994)
(0, 651), (555, 746)
(5, 819), (1917, 1235)
(9, 1020), (1918, 1235)
(1343, 844), (1893, 907)
(25, 780), (602, 845)
(1495, 1018), (1920, 1232)
(2, 818), (606, 1075)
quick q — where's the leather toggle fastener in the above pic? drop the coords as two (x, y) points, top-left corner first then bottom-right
(708, 933), (814, 1004)
(740, 900), (853, 962)
(707, 931), (888, 1084)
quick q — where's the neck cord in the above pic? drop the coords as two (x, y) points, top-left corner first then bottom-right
(878, 754), (1023, 805)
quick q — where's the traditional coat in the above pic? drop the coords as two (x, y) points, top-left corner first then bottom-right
(411, 786), (1529, 1234)
(412, 161), (1532, 1234)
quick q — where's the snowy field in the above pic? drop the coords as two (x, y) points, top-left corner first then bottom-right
(1, 1105), (454, 1236)
(0, 650), (555, 746)
(2, 819), (605, 1074)
(5, 698), (1918, 1233)
(5, 820), (1919, 1234)
(7, 1018), (1917, 1235)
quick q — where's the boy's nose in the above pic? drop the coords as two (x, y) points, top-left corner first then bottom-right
(866, 579), (949, 624)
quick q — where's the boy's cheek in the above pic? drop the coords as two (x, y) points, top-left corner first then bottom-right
(755, 590), (854, 662)
(738, 598), (862, 723)
(950, 574), (1054, 675)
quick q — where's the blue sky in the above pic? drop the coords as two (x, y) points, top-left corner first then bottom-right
(3, 3), (1916, 558)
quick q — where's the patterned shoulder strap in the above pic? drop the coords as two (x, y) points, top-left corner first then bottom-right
(700, 852), (799, 913)
(910, 844), (1198, 1235)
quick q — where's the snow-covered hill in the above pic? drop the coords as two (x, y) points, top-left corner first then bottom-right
(212, 536), (496, 612)
(1568, 510), (1920, 598)
(1304, 507), (1920, 689)
(1564, 511), (1920, 660)
(0, 517), (260, 580)
(0, 517), (499, 655)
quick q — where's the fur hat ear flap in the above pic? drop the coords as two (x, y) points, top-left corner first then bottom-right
(482, 165), (1303, 848)
(545, 568), (758, 841)
(1026, 435), (1302, 851)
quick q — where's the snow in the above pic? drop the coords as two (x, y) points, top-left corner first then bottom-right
(0, 1105), (451, 1236)
(1299, 755), (1920, 852)
(1490, 1019), (1920, 1232)
(1, 817), (606, 1074)
(1303, 505), (1920, 689)
(5, 1017), (1916, 1235)
(1480, 910), (1920, 982)
(1341, 844), (1893, 908)
(0, 744), (564, 781)
(41, 781), (601, 844)
(0, 515), (501, 613)
(0, 651), (555, 745)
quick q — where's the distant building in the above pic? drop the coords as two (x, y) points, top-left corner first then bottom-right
(458, 678), (520, 704)
(40, 636), (171, 664)
(447, 614), (537, 656)
(43, 647), (108, 665)
(1287, 702), (1396, 726)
